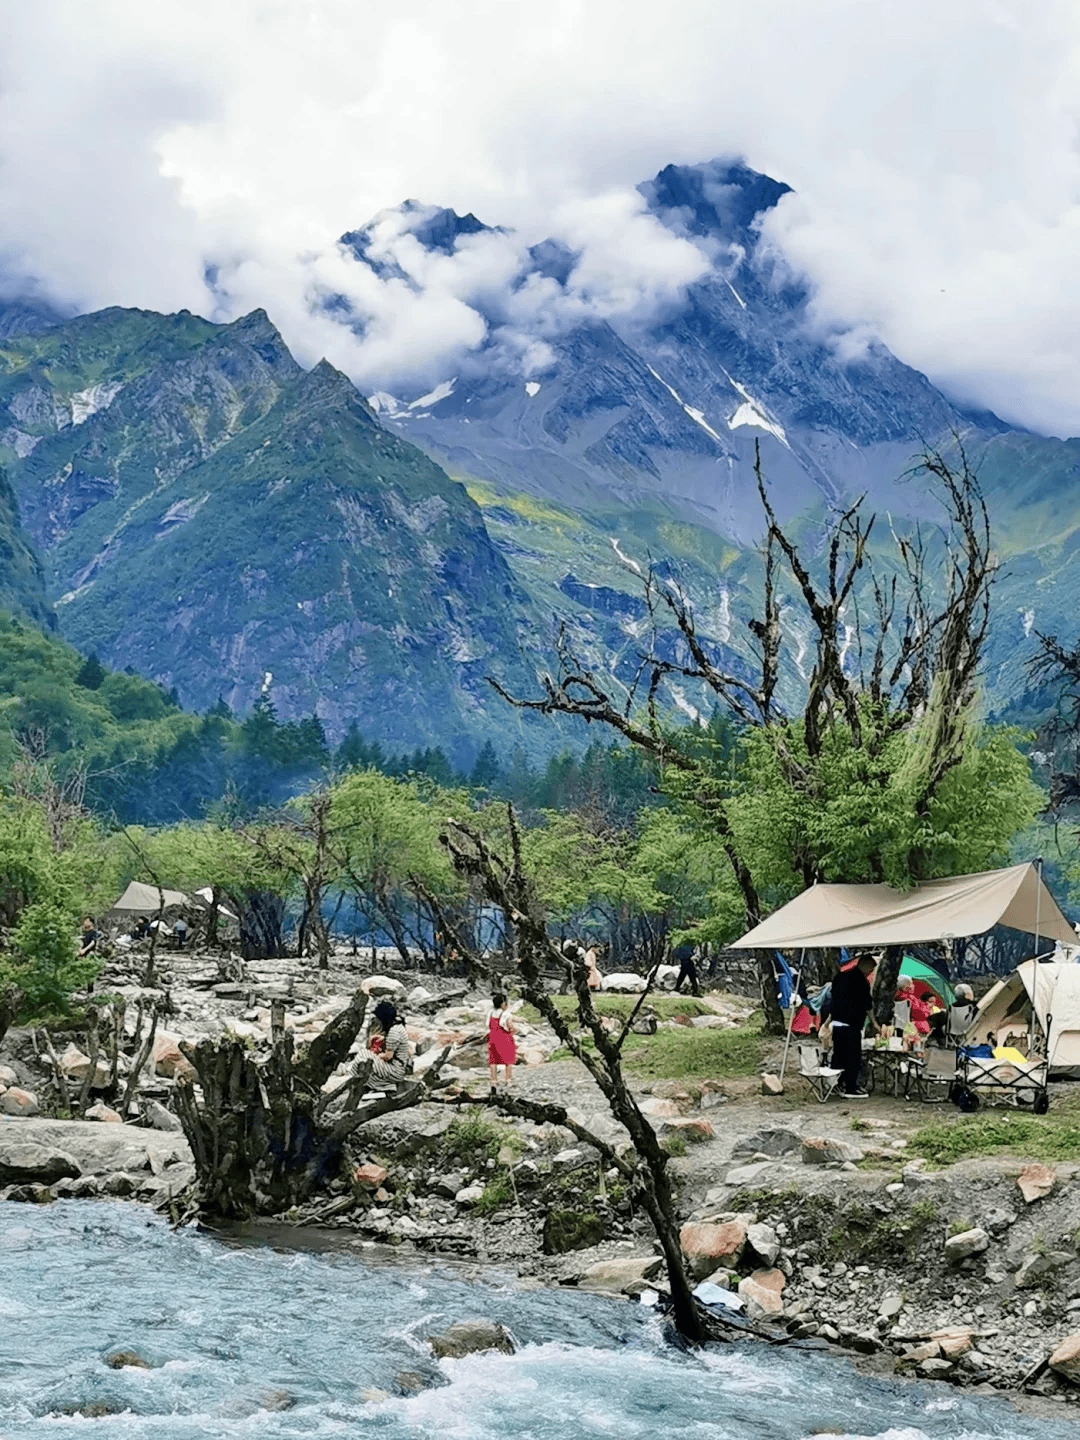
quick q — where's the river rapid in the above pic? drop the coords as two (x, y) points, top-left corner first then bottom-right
(0, 1201), (1074, 1440)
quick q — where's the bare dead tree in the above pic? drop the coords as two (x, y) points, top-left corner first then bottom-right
(439, 804), (705, 1344)
(10, 726), (89, 854)
(488, 441), (997, 1027)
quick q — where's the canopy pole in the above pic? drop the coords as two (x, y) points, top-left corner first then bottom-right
(777, 948), (805, 1085)
(1034, 856), (1043, 962)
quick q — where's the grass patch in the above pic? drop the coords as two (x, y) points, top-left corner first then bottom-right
(444, 1108), (509, 1165)
(473, 1173), (513, 1216)
(910, 1097), (1080, 1167)
(622, 1022), (764, 1081)
(522, 995), (716, 1024)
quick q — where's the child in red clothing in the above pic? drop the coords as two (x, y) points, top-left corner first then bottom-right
(488, 992), (517, 1086)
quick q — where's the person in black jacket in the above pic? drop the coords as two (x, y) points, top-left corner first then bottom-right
(829, 953), (876, 1096)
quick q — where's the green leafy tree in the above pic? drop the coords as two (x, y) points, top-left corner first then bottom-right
(4, 900), (98, 1017)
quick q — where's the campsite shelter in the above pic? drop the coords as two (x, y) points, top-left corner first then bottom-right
(108, 881), (190, 916)
(730, 862), (1076, 955)
(971, 961), (1080, 1077)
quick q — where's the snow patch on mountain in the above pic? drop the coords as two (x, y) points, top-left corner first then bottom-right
(726, 379), (790, 447)
(525, 381), (541, 397)
(646, 365), (724, 444)
(610, 536), (643, 575)
(367, 391), (403, 416)
(69, 381), (123, 426)
(409, 378), (456, 410)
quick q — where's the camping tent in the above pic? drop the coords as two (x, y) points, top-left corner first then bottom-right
(972, 960), (1080, 1077)
(730, 863), (1075, 951)
(108, 881), (190, 915)
(899, 955), (955, 1007)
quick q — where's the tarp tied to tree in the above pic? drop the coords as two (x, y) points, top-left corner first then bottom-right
(490, 443), (1044, 1029)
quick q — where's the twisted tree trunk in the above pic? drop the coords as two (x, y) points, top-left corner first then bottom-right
(173, 988), (449, 1218)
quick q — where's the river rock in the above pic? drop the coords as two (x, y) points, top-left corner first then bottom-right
(746, 1222), (781, 1267)
(428, 1320), (515, 1359)
(455, 1184), (485, 1206)
(725, 1161), (774, 1186)
(680, 1218), (748, 1279)
(3, 1183), (54, 1203)
(1016, 1251), (1075, 1289)
(601, 973), (647, 993)
(1049, 1332), (1080, 1384)
(929, 1326), (975, 1358)
(0, 1142), (81, 1185)
(943, 1227), (989, 1263)
(801, 1137), (863, 1166)
(738, 1268), (785, 1319)
(0, 1064), (17, 1087)
(84, 1103), (123, 1123)
(354, 1163), (388, 1191)
(569, 1256), (665, 1292)
(57, 1043), (111, 1088)
(879, 1294), (904, 1320)
(142, 1099), (183, 1132)
(732, 1128), (801, 1159)
(152, 1035), (195, 1081)
(106, 1349), (151, 1369)
(1017, 1163), (1056, 1204)
(661, 1118), (715, 1142)
(639, 1098), (680, 1119)
(0, 1087), (39, 1116)
(361, 976), (406, 998)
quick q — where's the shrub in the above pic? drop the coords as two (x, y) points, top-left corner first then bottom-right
(2, 901), (100, 1018)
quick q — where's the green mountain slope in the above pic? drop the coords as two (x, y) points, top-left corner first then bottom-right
(0, 467), (54, 630)
(0, 308), (550, 765)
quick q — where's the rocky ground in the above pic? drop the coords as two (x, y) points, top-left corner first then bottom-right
(2, 944), (1080, 1407)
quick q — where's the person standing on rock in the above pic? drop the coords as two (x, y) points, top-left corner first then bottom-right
(829, 953), (875, 1096)
(488, 992), (516, 1087)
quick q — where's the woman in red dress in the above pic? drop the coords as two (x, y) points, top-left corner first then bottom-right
(488, 992), (517, 1086)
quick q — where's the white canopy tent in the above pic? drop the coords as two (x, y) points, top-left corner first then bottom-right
(729, 863), (1076, 952)
(971, 960), (1080, 1077)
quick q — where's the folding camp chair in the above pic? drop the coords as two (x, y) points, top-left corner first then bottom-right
(798, 1044), (844, 1102)
(945, 1004), (977, 1046)
(911, 1046), (957, 1103)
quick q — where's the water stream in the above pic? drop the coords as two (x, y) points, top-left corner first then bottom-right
(0, 1202), (1074, 1439)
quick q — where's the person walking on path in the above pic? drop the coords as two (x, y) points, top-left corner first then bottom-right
(672, 942), (701, 996)
(488, 992), (517, 1087)
(829, 953), (875, 1096)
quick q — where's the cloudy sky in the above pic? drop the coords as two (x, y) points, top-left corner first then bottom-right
(2, 0), (1080, 434)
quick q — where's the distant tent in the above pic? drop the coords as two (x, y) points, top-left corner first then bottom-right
(193, 886), (238, 923)
(971, 960), (1080, 1077)
(108, 881), (189, 915)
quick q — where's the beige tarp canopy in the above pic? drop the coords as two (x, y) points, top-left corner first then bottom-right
(108, 881), (190, 914)
(973, 960), (1080, 1076)
(730, 863), (1076, 951)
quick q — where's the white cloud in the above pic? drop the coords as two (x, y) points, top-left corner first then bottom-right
(2, 0), (1080, 431)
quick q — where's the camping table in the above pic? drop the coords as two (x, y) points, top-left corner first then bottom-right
(863, 1047), (924, 1099)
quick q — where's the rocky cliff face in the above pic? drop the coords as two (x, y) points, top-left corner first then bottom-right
(0, 307), (547, 761)
(353, 160), (1008, 541)
(0, 466), (54, 630)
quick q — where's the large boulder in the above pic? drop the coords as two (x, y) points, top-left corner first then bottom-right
(738, 1268), (785, 1319)
(1049, 1333), (1080, 1384)
(680, 1218), (748, 1280)
(57, 1043), (111, 1089)
(141, 1099), (183, 1132)
(732, 1128), (802, 1160)
(152, 1034), (195, 1082)
(568, 1256), (665, 1292)
(0, 1087), (39, 1117)
(601, 973), (647, 993)
(83, 1103), (123, 1124)
(427, 1320), (514, 1359)
(746, 1222), (781, 1267)
(1016, 1250), (1075, 1289)
(0, 1142), (81, 1185)
(361, 976), (407, 999)
(801, 1137), (863, 1166)
(0, 1063), (20, 1087)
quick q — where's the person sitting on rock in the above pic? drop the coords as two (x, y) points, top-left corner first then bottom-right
(488, 991), (517, 1086)
(358, 1000), (410, 1086)
(77, 916), (100, 958)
